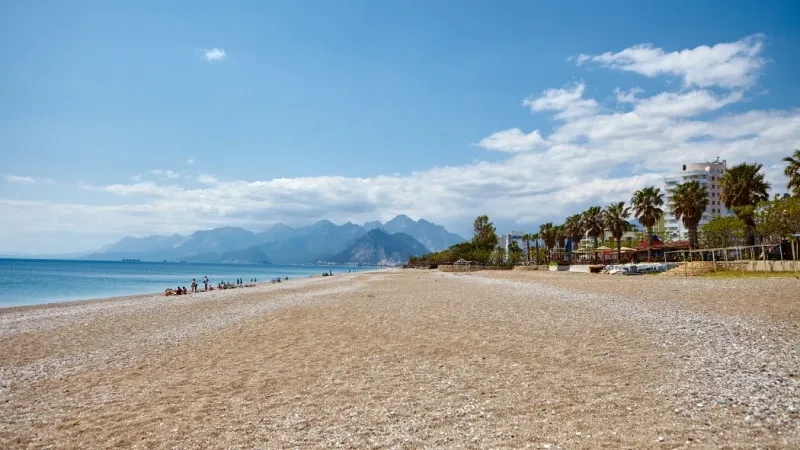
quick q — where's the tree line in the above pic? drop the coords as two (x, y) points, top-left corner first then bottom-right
(409, 150), (800, 265)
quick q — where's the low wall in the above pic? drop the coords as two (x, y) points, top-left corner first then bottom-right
(568, 264), (594, 273)
(437, 265), (514, 272)
(737, 260), (799, 272)
(675, 260), (799, 273)
(513, 265), (550, 271)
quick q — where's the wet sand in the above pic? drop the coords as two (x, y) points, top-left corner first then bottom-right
(1, 269), (798, 448)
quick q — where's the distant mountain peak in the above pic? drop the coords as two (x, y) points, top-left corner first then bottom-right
(89, 214), (464, 264)
(363, 220), (383, 231)
(386, 214), (414, 224)
(329, 228), (428, 265)
(380, 215), (465, 252)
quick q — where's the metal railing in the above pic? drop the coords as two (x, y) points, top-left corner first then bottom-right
(663, 242), (799, 275)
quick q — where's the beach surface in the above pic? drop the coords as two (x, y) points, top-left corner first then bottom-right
(1, 270), (798, 448)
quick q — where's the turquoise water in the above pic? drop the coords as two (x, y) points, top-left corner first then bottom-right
(0, 259), (373, 308)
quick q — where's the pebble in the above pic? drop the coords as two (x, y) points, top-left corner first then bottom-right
(462, 275), (800, 429)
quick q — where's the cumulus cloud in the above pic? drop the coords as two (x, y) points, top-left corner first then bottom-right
(477, 128), (546, 152)
(197, 175), (218, 185)
(203, 48), (227, 62)
(2, 35), (798, 250)
(614, 87), (644, 104)
(150, 169), (180, 179)
(4, 174), (37, 184)
(523, 82), (599, 120)
(576, 34), (766, 88)
(4, 174), (52, 184)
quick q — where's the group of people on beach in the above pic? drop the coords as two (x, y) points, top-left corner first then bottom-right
(165, 275), (210, 296)
(164, 275), (276, 296)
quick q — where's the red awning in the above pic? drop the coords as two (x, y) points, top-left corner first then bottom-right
(636, 239), (663, 250)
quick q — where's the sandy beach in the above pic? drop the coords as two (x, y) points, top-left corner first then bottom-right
(1, 269), (798, 448)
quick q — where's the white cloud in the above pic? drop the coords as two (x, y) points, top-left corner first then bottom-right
(633, 90), (743, 118)
(2, 36), (798, 251)
(577, 34), (766, 89)
(203, 48), (227, 62)
(4, 174), (37, 184)
(187, 158), (195, 165)
(523, 82), (599, 120)
(197, 175), (218, 185)
(4, 174), (52, 184)
(477, 128), (545, 152)
(614, 87), (643, 104)
(150, 169), (180, 179)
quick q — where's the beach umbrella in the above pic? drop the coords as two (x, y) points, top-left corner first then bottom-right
(595, 246), (612, 251)
(620, 246), (636, 252)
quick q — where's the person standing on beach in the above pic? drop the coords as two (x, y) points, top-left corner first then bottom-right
(204, 276), (208, 291)
(191, 279), (197, 293)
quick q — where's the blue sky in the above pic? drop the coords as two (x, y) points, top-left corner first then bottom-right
(2, 0), (799, 253)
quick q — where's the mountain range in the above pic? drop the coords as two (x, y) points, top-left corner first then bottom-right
(85, 215), (465, 265)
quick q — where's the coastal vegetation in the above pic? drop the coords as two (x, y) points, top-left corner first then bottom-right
(670, 181), (709, 249)
(783, 149), (800, 197)
(410, 151), (800, 265)
(719, 162), (771, 245)
(630, 186), (665, 259)
(603, 201), (631, 261)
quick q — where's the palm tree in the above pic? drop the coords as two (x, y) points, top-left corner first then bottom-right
(603, 201), (631, 261)
(670, 181), (709, 249)
(531, 232), (541, 264)
(784, 149), (800, 197)
(539, 223), (556, 263)
(555, 225), (566, 251)
(630, 186), (665, 261)
(719, 162), (771, 245)
(580, 206), (604, 259)
(521, 233), (533, 264)
(563, 214), (583, 251)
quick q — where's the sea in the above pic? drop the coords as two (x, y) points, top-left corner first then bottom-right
(0, 259), (374, 308)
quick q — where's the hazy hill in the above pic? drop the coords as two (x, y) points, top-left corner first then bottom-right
(378, 215), (465, 252)
(183, 246), (271, 264)
(86, 227), (261, 261)
(260, 221), (366, 264)
(98, 234), (184, 254)
(329, 229), (428, 265)
(256, 223), (296, 243)
(86, 215), (464, 263)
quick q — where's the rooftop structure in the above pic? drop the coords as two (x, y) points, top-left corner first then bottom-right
(663, 158), (730, 241)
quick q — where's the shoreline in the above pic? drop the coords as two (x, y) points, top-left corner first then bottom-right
(0, 278), (303, 314)
(0, 270), (377, 314)
(0, 264), (382, 311)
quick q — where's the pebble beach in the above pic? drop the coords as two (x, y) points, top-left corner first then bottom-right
(1, 269), (798, 448)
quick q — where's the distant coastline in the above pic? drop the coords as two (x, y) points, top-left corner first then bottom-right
(0, 259), (377, 308)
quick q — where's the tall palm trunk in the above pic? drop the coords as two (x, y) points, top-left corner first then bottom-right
(647, 226), (653, 262)
(744, 216), (757, 246)
(525, 239), (531, 264)
(688, 227), (698, 249)
(593, 234), (599, 262)
(535, 241), (540, 264)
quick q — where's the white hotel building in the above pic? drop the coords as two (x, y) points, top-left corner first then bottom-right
(663, 159), (730, 241)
